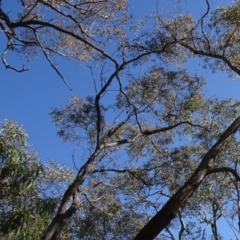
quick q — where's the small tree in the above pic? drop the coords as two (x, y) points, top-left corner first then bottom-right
(0, 120), (74, 239)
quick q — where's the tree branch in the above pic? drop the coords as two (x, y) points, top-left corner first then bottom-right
(134, 116), (240, 240)
(142, 121), (209, 135)
(207, 167), (240, 181)
(33, 30), (72, 90)
(90, 167), (150, 186)
(178, 210), (186, 240)
(2, 40), (28, 72)
(2, 17), (118, 65)
(41, 147), (103, 240)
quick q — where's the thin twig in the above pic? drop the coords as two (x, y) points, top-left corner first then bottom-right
(33, 30), (72, 90)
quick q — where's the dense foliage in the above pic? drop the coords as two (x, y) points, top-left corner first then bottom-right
(0, 121), (74, 239)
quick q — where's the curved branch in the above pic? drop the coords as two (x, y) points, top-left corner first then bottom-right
(178, 41), (240, 76)
(142, 121), (209, 135)
(194, 0), (211, 53)
(1, 14), (118, 65)
(2, 40), (28, 72)
(207, 167), (240, 181)
(165, 227), (175, 240)
(0, 7), (11, 25)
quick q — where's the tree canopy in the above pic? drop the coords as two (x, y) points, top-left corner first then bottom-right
(1, 0), (240, 239)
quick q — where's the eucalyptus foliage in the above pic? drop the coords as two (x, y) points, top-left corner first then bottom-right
(1, 1), (240, 240)
(0, 121), (74, 240)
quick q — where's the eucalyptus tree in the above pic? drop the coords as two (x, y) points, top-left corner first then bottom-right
(0, 120), (43, 239)
(0, 120), (74, 239)
(1, 0), (240, 240)
(132, 0), (240, 239)
(49, 69), (240, 240)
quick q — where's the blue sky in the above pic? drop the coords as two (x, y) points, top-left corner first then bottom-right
(1, 0), (238, 164)
(0, 0), (239, 238)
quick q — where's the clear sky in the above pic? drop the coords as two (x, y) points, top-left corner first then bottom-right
(1, 0), (238, 163)
(1, 0), (237, 163)
(0, 0), (239, 238)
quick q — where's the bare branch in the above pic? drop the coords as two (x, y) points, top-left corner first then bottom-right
(33, 30), (72, 90)
(19, 1), (39, 21)
(222, 28), (237, 56)
(90, 167), (150, 186)
(177, 41), (240, 76)
(4, 18), (118, 65)
(165, 227), (175, 240)
(193, 0), (211, 53)
(178, 210), (186, 240)
(115, 72), (144, 134)
(2, 40), (28, 72)
(0, 7), (11, 25)
(94, 69), (118, 147)
(103, 120), (209, 148)
(142, 121), (209, 135)
(207, 167), (240, 181)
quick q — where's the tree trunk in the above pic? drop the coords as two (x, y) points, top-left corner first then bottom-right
(134, 116), (240, 240)
(41, 148), (102, 240)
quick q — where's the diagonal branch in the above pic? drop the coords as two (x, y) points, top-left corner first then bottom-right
(134, 116), (240, 240)
(41, 147), (103, 240)
(177, 41), (240, 76)
(33, 30), (72, 90)
(1, 15), (118, 65)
